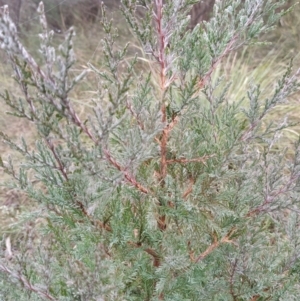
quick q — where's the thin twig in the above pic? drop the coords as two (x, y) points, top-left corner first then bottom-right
(0, 264), (58, 301)
(104, 148), (149, 194)
(194, 228), (236, 263)
(45, 138), (69, 181)
(182, 176), (195, 199)
(160, 114), (179, 183)
(229, 259), (239, 301)
(247, 173), (298, 217)
(166, 155), (214, 165)
(144, 248), (161, 267)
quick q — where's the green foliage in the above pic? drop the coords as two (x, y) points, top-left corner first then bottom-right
(1, 0), (300, 300)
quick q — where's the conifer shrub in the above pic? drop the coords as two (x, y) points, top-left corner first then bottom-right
(1, 0), (300, 300)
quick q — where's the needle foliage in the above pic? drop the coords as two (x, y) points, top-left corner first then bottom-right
(1, 1), (300, 300)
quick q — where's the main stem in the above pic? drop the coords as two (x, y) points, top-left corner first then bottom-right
(155, 0), (168, 186)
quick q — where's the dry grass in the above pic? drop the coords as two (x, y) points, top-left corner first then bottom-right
(210, 47), (300, 162)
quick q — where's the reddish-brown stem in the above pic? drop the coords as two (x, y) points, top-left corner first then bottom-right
(194, 231), (218, 263)
(0, 264), (58, 301)
(247, 174), (298, 217)
(155, 0), (166, 92)
(198, 35), (238, 90)
(160, 111), (168, 182)
(182, 177), (195, 199)
(44, 138), (111, 231)
(171, 155), (215, 199)
(126, 100), (145, 130)
(166, 155), (214, 165)
(240, 122), (257, 141)
(128, 241), (161, 267)
(155, 0), (171, 186)
(229, 259), (239, 301)
(47, 203), (111, 232)
(67, 103), (97, 144)
(45, 137), (69, 181)
(104, 148), (149, 194)
(157, 114), (179, 232)
(159, 115), (179, 183)
(157, 215), (166, 230)
(187, 240), (195, 261)
(194, 228), (236, 263)
(75, 200), (112, 231)
(144, 247), (161, 267)
(197, 2), (263, 92)
(92, 218), (112, 232)
(249, 290), (271, 301)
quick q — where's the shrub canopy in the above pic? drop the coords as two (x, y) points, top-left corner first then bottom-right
(1, 1), (300, 300)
